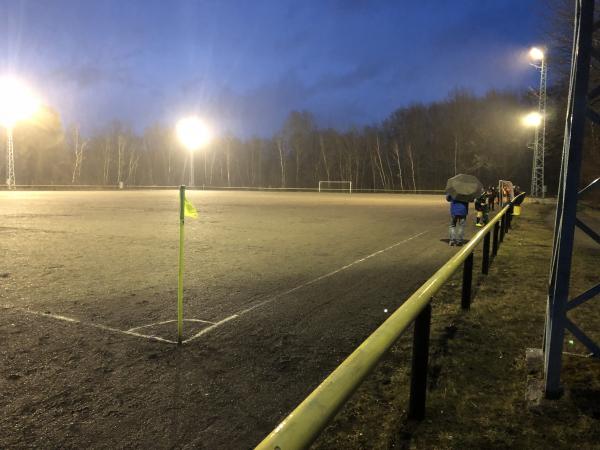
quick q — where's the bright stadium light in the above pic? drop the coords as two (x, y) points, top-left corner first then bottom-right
(0, 76), (40, 128)
(176, 116), (211, 187)
(529, 47), (545, 62)
(0, 76), (40, 189)
(522, 111), (543, 128)
(176, 116), (211, 152)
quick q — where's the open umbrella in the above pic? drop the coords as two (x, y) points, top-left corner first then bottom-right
(445, 174), (484, 202)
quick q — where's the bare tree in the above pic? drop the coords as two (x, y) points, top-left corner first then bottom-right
(277, 137), (286, 188)
(71, 126), (87, 184)
(408, 143), (417, 191)
(319, 134), (330, 181)
(374, 134), (388, 188)
(102, 136), (111, 185)
(117, 135), (125, 185)
(126, 145), (140, 184)
(393, 141), (404, 190)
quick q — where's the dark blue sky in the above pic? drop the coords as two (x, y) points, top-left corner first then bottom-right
(1, 0), (544, 137)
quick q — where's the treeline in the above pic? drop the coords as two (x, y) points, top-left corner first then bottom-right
(3, 89), (536, 191)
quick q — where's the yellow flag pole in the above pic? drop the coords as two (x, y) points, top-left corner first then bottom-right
(177, 185), (185, 344)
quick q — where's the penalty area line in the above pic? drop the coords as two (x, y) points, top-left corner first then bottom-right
(184, 230), (429, 344)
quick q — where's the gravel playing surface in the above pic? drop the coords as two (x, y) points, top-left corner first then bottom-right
(1, 190), (470, 448)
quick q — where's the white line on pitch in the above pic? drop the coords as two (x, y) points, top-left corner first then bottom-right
(3, 305), (178, 344)
(182, 314), (240, 343)
(127, 318), (215, 332)
(184, 230), (428, 343)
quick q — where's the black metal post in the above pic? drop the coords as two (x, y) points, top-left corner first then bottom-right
(482, 232), (490, 275)
(492, 222), (499, 256)
(408, 303), (432, 421)
(461, 253), (474, 310)
(499, 216), (505, 243)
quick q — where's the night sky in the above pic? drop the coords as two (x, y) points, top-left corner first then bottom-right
(1, 0), (544, 137)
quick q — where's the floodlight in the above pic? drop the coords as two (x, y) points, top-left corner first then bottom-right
(0, 77), (40, 128)
(529, 47), (544, 62)
(176, 116), (211, 151)
(522, 112), (542, 128)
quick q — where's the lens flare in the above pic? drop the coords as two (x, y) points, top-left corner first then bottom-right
(529, 47), (544, 61)
(176, 116), (211, 151)
(522, 111), (542, 128)
(0, 77), (40, 128)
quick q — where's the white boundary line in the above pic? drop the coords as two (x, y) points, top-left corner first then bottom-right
(127, 318), (214, 332)
(2, 305), (179, 344)
(183, 230), (428, 343)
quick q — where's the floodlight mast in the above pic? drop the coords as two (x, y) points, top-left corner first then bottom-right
(529, 47), (548, 198)
(6, 127), (15, 189)
(0, 76), (40, 190)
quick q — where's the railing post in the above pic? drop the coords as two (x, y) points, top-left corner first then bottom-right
(461, 253), (473, 310)
(408, 303), (432, 421)
(492, 222), (499, 256)
(482, 232), (490, 275)
(499, 216), (505, 243)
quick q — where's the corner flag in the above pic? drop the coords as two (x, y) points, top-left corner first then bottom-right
(184, 196), (198, 218)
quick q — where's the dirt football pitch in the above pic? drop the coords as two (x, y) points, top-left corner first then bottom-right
(1, 190), (469, 449)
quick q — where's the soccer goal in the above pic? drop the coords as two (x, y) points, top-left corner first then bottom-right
(318, 180), (352, 193)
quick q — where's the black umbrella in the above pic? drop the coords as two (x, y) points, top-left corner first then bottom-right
(445, 174), (484, 202)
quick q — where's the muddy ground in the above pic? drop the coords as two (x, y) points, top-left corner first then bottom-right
(1, 190), (465, 449)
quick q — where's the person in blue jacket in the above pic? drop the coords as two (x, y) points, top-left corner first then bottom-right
(446, 195), (469, 246)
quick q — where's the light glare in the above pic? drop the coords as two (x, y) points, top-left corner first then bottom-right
(0, 77), (40, 128)
(529, 47), (544, 61)
(522, 111), (542, 128)
(176, 116), (211, 151)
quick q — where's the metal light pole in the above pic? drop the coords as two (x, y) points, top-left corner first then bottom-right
(189, 151), (195, 187)
(0, 76), (40, 190)
(529, 47), (547, 198)
(6, 127), (15, 189)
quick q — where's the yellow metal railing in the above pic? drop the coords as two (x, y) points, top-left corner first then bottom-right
(256, 193), (525, 450)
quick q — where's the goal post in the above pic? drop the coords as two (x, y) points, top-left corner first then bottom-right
(318, 180), (352, 193)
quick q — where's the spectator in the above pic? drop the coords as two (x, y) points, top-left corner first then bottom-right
(488, 186), (496, 211)
(475, 191), (490, 227)
(447, 195), (469, 246)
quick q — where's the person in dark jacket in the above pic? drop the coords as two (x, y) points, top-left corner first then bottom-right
(513, 186), (525, 205)
(488, 186), (496, 211)
(446, 195), (469, 246)
(475, 192), (490, 227)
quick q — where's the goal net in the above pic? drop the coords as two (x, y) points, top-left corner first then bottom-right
(318, 180), (352, 193)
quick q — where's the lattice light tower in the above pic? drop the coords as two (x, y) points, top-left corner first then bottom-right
(544, 0), (599, 397)
(0, 77), (40, 190)
(530, 47), (547, 198)
(6, 127), (15, 189)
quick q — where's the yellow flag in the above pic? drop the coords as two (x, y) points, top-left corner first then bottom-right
(184, 196), (198, 218)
